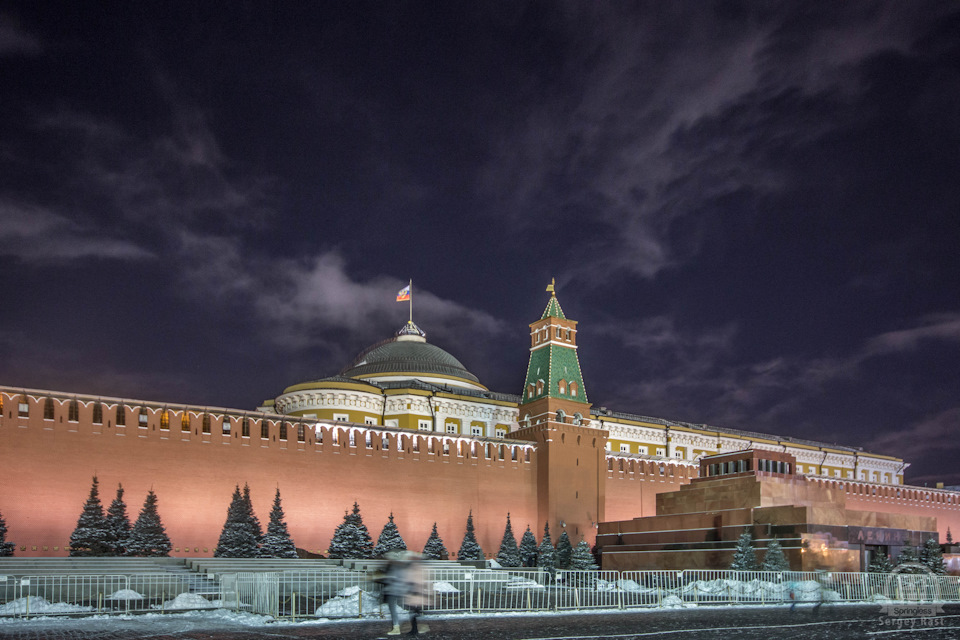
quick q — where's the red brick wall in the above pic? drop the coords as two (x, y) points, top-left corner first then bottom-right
(602, 457), (696, 523)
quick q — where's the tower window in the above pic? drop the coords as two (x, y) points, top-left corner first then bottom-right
(556, 328), (561, 338)
(569, 382), (578, 398)
(43, 398), (55, 420)
(558, 380), (566, 395)
(556, 409), (566, 423)
(181, 412), (190, 432)
(92, 403), (103, 425)
(68, 399), (79, 422)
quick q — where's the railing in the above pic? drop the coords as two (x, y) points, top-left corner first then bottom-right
(3, 569), (960, 619)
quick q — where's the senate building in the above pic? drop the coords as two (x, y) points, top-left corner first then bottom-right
(1, 285), (958, 570)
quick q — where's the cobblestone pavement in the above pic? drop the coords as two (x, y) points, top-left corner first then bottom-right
(3, 604), (960, 640)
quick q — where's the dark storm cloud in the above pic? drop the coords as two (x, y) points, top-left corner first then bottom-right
(1, 1), (958, 483)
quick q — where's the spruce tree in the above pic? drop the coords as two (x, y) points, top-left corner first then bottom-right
(69, 476), (111, 556)
(920, 537), (946, 575)
(896, 543), (923, 573)
(241, 484), (265, 556)
(761, 537), (790, 572)
(0, 509), (14, 557)
(519, 526), (539, 567)
(372, 513), (407, 558)
(456, 511), (484, 562)
(328, 503), (373, 559)
(260, 488), (298, 558)
(105, 484), (131, 556)
(537, 522), (556, 572)
(570, 539), (598, 570)
(126, 490), (171, 557)
(730, 528), (759, 571)
(214, 486), (260, 557)
(948, 528), (954, 545)
(868, 552), (894, 573)
(556, 530), (573, 570)
(496, 513), (521, 567)
(422, 522), (448, 560)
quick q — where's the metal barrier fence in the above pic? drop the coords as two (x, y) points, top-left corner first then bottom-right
(3, 569), (960, 619)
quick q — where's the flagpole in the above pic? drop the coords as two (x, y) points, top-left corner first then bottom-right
(408, 279), (413, 324)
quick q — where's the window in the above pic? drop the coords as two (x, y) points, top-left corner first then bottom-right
(656, 447), (665, 457)
(364, 417), (376, 426)
(573, 412), (582, 426)
(569, 382), (578, 398)
(181, 413), (190, 432)
(637, 445), (647, 455)
(558, 380), (566, 394)
(261, 422), (269, 439)
(385, 419), (399, 428)
(527, 384), (534, 399)
(620, 443), (630, 453)
(555, 409), (566, 423)
(160, 410), (170, 430)
(138, 408), (148, 427)
(297, 423), (306, 442)
(221, 416), (230, 435)
(116, 404), (126, 426)
(495, 428), (506, 438)
(242, 418), (250, 438)
(674, 450), (684, 459)
(202, 414), (211, 434)
(280, 423), (288, 440)
(523, 414), (531, 428)
(472, 425), (483, 437)
(555, 328), (561, 339)
(536, 380), (544, 395)
(565, 329), (571, 340)
(835, 469), (841, 477)
(92, 403), (103, 425)
(68, 399), (79, 422)
(19, 396), (29, 417)
(418, 420), (431, 431)
(334, 413), (349, 423)
(446, 422), (458, 434)
(43, 398), (55, 420)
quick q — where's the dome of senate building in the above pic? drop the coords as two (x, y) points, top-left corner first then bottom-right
(339, 321), (484, 390)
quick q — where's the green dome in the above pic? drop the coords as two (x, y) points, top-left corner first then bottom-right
(341, 327), (480, 385)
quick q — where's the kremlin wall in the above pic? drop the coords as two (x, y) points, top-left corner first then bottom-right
(1, 287), (958, 569)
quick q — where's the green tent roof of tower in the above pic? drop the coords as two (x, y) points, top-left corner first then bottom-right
(541, 295), (566, 320)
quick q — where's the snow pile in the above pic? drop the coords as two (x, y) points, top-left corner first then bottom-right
(106, 589), (144, 600)
(314, 587), (383, 617)
(154, 593), (217, 610)
(504, 577), (545, 590)
(0, 596), (92, 615)
(487, 559), (502, 568)
(433, 581), (460, 593)
(616, 579), (653, 593)
(661, 594), (686, 608)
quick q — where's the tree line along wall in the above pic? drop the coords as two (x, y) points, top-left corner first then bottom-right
(0, 392), (539, 557)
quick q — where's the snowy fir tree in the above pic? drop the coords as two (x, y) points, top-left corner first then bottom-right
(896, 543), (925, 573)
(328, 503), (373, 559)
(126, 490), (171, 557)
(260, 488), (298, 559)
(519, 526), (539, 567)
(556, 530), (573, 569)
(104, 483), (131, 556)
(496, 513), (521, 567)
(372, 513), (407, 558)
(730, 528), (759, 571)
(0, 509), (14, 557)
(457, 511), (485, 561)
(760, 537), (790, 572)
(570, 539), (598, 570)
(242, 483), (265, 556)
(948, 528), (954, 545)
(537, 522), (557, 572)
(868, 552), (894, 573)
(920, 537), (946, 575)
(422, 522), (448, 560)
(214, 485), (260, 558)
(69, 476), (111, 556)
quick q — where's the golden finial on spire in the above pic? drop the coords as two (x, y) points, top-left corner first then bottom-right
(546, 277), (556, 295)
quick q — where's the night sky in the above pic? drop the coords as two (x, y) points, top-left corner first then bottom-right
(2, 3), (958, 485)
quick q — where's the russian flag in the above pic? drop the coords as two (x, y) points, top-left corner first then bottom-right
(396, 285), (411, 302)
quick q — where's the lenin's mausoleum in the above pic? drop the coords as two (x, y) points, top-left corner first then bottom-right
(2, 286), (958, 571)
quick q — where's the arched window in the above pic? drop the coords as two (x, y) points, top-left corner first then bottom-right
(573, 412), (582, 425)
(261, 422), (269, 439)
(558, 380), (566, 395)
(569, 382), (579, 398)
(280, 423), (288, 440)
(68, 399), (79, 422)
(92, 403), (103, 425)
(555, 409), (566, 423)
(116, 404), (126, 426)
(523, 414), (531, 428)
(160, 409), (170, 429)
(181, 412), (190, 432)
(536, 380), (544, 395)
(527, 384), (535, 399)
(43, 397), (55, 420)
